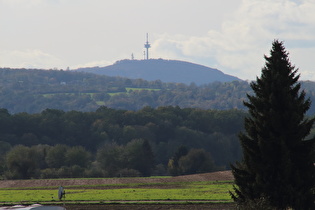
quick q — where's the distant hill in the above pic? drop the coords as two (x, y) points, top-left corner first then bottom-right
(75, 59), (241, 85)
(1, 67), (315, 115)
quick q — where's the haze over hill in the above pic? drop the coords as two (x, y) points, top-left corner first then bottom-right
(75, 59), (241, 85)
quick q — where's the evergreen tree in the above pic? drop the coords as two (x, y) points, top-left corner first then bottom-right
(230, 40), (315, 209)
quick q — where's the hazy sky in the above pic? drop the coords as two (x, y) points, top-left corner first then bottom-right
(1, 0), (315, 81)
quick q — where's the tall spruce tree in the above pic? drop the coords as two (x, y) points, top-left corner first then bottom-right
(231, 40), (315, 209)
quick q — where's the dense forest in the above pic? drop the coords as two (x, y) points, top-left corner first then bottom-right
(0, 106), (246, 179)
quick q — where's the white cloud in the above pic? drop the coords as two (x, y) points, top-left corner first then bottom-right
(0, 0), (47, 9)
(0, 0), (64, 7)
(289, 47), (315, 81)
(72, 60), (114, 69)
(0, 49), (63, 69)
(151, 0), (315, 80)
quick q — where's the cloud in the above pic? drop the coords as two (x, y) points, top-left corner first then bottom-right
(72, 60), (114, 69)
(151, 0), (315, 80)
(0, 49), (63, 69)
(0, 0), (63, 7)
(0, 0), (43, 8)
(0, 49), (114, 70)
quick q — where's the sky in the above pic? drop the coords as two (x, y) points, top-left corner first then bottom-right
(0, 0), (315, 81)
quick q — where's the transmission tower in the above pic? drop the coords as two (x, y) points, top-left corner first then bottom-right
(144, 33), (151, 60)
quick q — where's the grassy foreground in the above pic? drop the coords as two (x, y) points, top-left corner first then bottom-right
(0, 180), (233, 204)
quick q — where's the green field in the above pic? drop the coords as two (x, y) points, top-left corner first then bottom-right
(0, 181), (233, 204)
(126, 88), (161, 92)
(41, 87), (161, 104)
(42, 87), (161, 98)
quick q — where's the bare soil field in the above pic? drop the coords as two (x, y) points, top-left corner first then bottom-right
(0, 171), (233, 188)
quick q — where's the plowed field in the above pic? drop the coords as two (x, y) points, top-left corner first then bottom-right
(0, 171), (233, 188)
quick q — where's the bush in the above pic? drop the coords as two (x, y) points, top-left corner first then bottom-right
(6, 145), (39, 179)
(57, 166), (71, 178)
(40, 168), (59, 179)
(83, 167), (106, 178)
(179, 148), (214, 175)
(115, 168), (141, 177)
(152, 164), (167, 176)
(69, 165), (85, 178)
(168, 148), (214, 176)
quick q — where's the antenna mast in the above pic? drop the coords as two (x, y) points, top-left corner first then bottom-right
(144, 33), (151, 60)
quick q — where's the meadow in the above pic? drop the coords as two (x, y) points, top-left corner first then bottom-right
(41, 87), (161, 106)
(0, 181), (233, 204)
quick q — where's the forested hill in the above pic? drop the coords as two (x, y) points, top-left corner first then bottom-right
(75, 59), (240, 85)
(0, 67), (247, 114)
(1, 67), (315, 115)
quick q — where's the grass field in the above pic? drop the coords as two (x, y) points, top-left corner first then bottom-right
(0, 172), (236, 209)
(0, 181), (233, 204)
(42, 88), (161, 97)
(126, 88), (161, 92)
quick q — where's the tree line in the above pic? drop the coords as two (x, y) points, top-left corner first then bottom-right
(0, 106), (246, 179)
(2, 67), (315, 114)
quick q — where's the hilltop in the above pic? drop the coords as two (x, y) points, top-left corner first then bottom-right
(75, 59), (241, 85)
